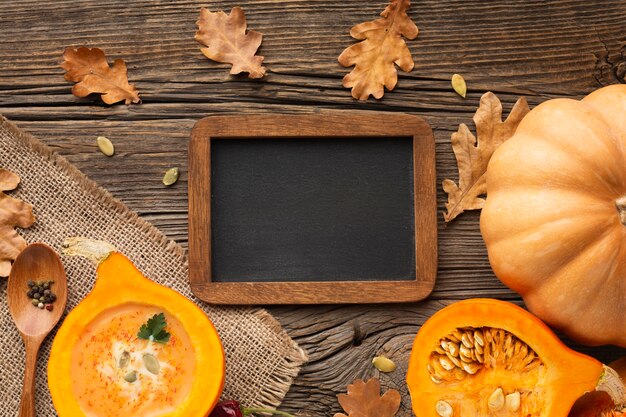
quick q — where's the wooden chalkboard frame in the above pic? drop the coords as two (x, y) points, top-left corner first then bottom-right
(189, 112), (437, 304)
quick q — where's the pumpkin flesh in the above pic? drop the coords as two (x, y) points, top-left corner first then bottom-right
(407, 299), (606, 417)
(480, 84), (626, 347)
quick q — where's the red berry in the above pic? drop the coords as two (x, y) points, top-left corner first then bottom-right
(210, 400), (243, 417)
(45, 304), (53, 311)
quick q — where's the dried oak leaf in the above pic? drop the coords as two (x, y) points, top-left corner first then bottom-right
(61, 47), (141, 105)
(338, 0), (418, 100)
(334, 378), (401, 417)
(443, 92), (530, 222)
(195, 7), (266, 79)
(0, 169), (35, 277)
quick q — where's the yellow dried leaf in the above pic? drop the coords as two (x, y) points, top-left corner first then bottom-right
(443, 92), (530, 222)
(452, 73), (467, 98)
(0, 169), (35, 277)
(195, 7), (266, 79)
(61, 47), (141, 105)
(338, 0), (418, 100)
(334, 378), (401, 417)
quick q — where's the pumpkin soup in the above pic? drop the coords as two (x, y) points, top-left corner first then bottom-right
(70, 303), (195, 417)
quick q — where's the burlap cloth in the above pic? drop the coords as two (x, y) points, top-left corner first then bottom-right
(0, 115), (308, 415)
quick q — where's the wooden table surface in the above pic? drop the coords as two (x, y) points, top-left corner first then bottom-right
(1, 0), (625, 415)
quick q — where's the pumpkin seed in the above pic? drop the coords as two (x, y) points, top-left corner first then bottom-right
(461, 332), (473, 348)
(451, 74), (467, 98)
(435, 400), (453, 417)
(439, 356), (455, 371)
(447, 341), (460, 357)
(162, 167), (179, 186)
(505, 392), (521, 412)
(372, 356), (397, 373)
(124, 370), (137, 383)
(142, 353), (160, 375)
(488, 387), (504, 411)
(462, 361), (480, 375)
(473, 330), (485, 347)
(96, 136), (115, 157)
(459, 344), (473, 359)
(118, 351), (130, 369)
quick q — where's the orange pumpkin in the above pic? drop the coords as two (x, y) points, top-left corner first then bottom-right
(406, 299), (625, 417)
(480, 84), (626, 347)
(49, 238), (225, 417)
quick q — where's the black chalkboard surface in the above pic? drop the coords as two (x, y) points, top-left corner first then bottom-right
(189, 112), (437, 304)
(211, 137), (415, 282)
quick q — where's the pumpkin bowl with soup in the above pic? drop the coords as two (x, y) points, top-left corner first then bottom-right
(48, 238), (225, 417)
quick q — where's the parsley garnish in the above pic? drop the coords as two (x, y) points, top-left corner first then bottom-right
(137, 313), (171, 344)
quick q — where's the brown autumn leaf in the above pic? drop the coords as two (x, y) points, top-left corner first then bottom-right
(442, 92), (530, 222)
(338, 0), (418, 100)
(0, 169), (35, 277)
(195, 7), (266, 79)
(334, 378), (401, 417)
(61, 47), (141, 105)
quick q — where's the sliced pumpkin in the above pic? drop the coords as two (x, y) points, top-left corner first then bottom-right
(406, 299), (625, 417)
(48, 238), (225, 417)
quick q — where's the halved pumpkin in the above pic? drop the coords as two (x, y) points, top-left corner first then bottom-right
(49, 238), (225, 417)
(406, 299), (624, 417)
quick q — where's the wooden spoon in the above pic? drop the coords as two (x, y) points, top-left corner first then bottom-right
(7, 243), (67, 417)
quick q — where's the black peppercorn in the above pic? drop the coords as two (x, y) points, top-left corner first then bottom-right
(26, 279), (57, 311)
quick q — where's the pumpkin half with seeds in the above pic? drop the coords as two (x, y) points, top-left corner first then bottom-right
(48, 238), (225, 417)
(406, 299), (625, 417)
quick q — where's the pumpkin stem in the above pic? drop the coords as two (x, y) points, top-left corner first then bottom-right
(615, 196), (626, 225)
(61, 237), (116, 265)
(598, 365), (626, 408)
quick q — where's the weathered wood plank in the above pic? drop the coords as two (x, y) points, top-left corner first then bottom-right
(0, 0), (624, 101)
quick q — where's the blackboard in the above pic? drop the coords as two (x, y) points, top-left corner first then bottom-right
(188, 112), (437, 304)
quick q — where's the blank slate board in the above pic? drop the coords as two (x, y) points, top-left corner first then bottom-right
(189, 113), (437, 304)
